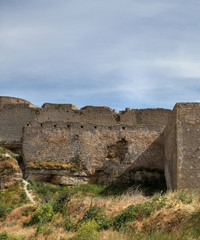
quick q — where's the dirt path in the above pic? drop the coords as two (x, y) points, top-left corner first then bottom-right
(22, 179), (36, 204)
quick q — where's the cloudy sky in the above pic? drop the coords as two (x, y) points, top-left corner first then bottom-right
(1, 0), (200, 110)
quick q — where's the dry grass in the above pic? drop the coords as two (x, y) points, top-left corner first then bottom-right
(1, 179), (200, 240)
(67, 191), (145, 220)
(0, 158), (21, 176)
(0, 205), (73, 240)
(26, 161), (74, 170)
(100, 230), (128, 240)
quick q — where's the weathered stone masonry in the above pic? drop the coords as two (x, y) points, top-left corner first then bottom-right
(23, 122), (165, 185)
(164, 103), (200, 190)
(1, 96), (200, 190)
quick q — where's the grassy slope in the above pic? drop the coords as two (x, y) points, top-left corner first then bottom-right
(0, 180), (200, 240)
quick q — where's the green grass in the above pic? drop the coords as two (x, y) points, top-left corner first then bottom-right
(2, 179), (200, 240)
(0, 232), (25, 240)
(0, 182), (29, 209)
(27, 180), (109, 203)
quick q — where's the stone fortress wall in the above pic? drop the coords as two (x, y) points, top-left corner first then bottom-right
(164, 103), (200, 190)
(0, 96), (199, 190)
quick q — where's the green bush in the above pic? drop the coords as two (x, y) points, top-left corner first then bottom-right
(21, 205), (36, 217)
(0, 232), (25, 240)
(77, 204), (113, 231)
(82, 205), (101, 222)
(151, 193), (167, 210)
(64, 216), (73, 231)
(0, 204), (11, 219)
(113, 205), (136, 230)
(113, 199), (161, 230)
(0, 231), (8, 240)
(27, 203), (54, 225)
(95, 215), (113, 230)
(134, 201), (156, 219)
(175, 190), (193, 204)
(74, 220), (99, 240)
(20, 191), (27, 201)
(53, 192), (71, 213)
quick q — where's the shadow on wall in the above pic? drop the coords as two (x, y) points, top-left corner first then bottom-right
(97, 135), (167, 194)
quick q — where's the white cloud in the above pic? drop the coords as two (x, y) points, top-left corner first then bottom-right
(0, 0), (200, 109)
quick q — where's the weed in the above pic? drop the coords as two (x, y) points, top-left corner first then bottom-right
(175, 190), (193, 204)
(64, 216), (74, 231)
(82, 205), (102, 221)
(20, 191), (27, 201)
(21, 205), (36, 217)
(77, 204), (113, 230)
(53, 192), (71, 213)
(0, 204), (11, 219)
(74, 220), (99, 240)
(0, 232), (25, 240)
(113, 205), (136, 230)
(0, 231), (8, 240)
(0, 182), (29, 209)
(26, 203), (54, 226)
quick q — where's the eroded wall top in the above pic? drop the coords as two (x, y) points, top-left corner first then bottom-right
(35, 104), (171, 127)
(0, 96), (37, 108)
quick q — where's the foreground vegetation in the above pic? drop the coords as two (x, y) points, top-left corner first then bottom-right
(0, 179), (200, 240)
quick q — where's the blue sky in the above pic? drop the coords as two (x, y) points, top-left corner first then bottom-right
(1, 0), (200, 110)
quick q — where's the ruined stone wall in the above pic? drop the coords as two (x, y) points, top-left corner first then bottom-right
(0, 96), (173, 187)
(0, 104), (39, 150)
(23, 121), (165, 185)
(36, 104), (119, 125)
(35, 104), (171, 127)
(0, 96), (37, 108)
(164, 103), (200, 190)
(119, 108), (170, 126)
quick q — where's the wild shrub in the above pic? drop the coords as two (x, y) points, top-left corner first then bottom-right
(77, 204), (112, 230)
(188, 210), (200, 238)
(27, 203), (54, 225)
(134, 201), (155, 219)
(74, 220), (99, 240)
(151, 193), (167, 210)
(113, 205), (136, 230)
(0, 231), (8, 240)
(0, 232), (25, 240)
(0, 182), (29, 208)
(95, 215), (113, 230)
(175, 190), (193, 204)
(112, 197), (165, 230)
(64, 216), (74, 231)
(53, 192), (71, 213)
(21, 205), (36, 217)
(0, 204), (11, 219)
(20, 191), (27, 201)
(35, 222), (55, 236)
(82, 205), (102, 221)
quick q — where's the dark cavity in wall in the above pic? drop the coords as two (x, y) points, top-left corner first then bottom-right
(17, 154), (25, 177)
(107, 139), (128, 163)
